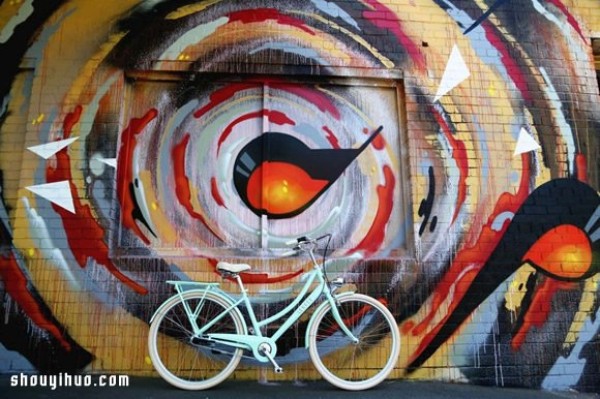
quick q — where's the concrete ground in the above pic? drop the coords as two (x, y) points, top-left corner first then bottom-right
(1, 375), (599, 399)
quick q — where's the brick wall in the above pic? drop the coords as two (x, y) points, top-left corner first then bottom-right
(1, 0), (599, 393)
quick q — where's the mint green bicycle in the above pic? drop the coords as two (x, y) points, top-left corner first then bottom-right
(148, 235), (400, 391)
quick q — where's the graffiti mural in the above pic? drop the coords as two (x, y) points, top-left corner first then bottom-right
(1, 0), (599, 393)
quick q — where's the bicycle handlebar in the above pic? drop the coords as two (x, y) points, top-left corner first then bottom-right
(286, 234), (330, 248)
(280, 234), (331, 256)
(285, 236), (308, 246)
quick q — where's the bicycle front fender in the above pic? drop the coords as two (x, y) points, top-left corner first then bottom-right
(304, 291), (356, 348)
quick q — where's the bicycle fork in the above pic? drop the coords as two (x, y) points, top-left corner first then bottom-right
(305, 291), (360, 350)
(325, 292), (360, 344)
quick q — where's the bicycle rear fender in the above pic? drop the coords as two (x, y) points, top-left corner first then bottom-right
(304, 291), (356, 348)
(149, 281), (233, 324)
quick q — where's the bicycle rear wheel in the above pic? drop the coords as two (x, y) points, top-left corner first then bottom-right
(308, 293), (400, 390)
(148, 290), (245, 390)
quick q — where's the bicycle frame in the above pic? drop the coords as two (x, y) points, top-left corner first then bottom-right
(153, 247), (359, 364)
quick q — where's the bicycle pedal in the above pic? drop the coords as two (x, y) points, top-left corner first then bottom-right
(274, 367), (283, 374)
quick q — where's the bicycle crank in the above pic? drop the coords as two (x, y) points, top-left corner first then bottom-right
(259, 343), (283, 373)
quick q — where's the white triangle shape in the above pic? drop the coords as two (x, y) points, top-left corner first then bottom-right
(434, 45), (470, 102)
(26, 181), (76, 213)
(99, 158), (117, 168)
(27, 137), (79, 159)
(513, 128), (541, 156)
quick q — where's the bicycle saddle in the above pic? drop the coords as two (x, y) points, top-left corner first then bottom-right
(216, 261), (251, 274)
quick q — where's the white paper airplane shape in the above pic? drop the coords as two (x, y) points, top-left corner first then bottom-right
(27, 137), (78, 159)
(513, 127), (541, 156)
(26, 180), (75, 213)
(434, 45), (470, 102)
(99, 158), (117, 168)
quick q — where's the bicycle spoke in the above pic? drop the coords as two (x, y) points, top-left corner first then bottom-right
(191, 297), (207, 321)
(148, 292), (244, 390)
(163, 314), (193, 337)
(308, 294), (400, 390)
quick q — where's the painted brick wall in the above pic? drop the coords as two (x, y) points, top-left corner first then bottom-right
(1, 0), (600, 393)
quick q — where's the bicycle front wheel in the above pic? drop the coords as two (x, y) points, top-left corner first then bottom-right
(148, 291), (245, 390)
(308, 293), (400, 390)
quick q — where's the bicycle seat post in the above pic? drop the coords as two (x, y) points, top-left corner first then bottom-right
(234, 274), (246, 295)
